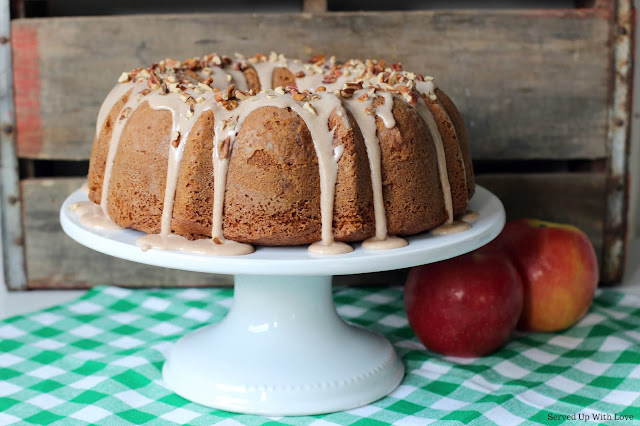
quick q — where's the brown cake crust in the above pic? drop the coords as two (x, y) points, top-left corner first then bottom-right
(375, 96), (447, 236)
(171, 110), (216, 240)
(106, 102), (172, 234)
(435, 88), (475, 200)
(222, 106), (322, 245)
(87, 89), (131, 205)
(273, 67), (296, 89)
(221, 105), (374, 245)
(425, 94), (469, 216)
(242, 67), (261, 92)
(330, 108), (375, 242)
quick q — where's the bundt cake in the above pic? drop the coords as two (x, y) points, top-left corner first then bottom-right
(82, 52), (476, 256)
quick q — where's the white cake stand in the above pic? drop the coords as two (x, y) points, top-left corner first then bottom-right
(60, 186), (504, 416)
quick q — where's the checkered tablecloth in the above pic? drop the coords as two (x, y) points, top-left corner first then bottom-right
(0, 285), (639, 425)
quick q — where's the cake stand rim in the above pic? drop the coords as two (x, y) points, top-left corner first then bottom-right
(59, 185), (505, 276)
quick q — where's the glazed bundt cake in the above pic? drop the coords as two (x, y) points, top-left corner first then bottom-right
(84, 52), (475, 255)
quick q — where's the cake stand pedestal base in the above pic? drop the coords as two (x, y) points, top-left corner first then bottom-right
(61, 185), (505, 416)
(162, 274), (404, 416)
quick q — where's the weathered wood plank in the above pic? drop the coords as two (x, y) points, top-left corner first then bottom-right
(1, 0), (27, 290)
(601, 0), (632, 284)
(303, 0), (327, 13)
(12, 9), (610, 160)
(23, 178), (232, 289)
(476, 173), (606, 274)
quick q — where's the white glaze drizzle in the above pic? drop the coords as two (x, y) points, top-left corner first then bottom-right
(226, 69), (249, 91)
(95, 81), (134, 139)
(252, 58), (286, 91)
(147, 94), (201, 238)
(343, 89), (406, 250)
(417, 81), (469, 203)
(207, 67), (246, 91)
(413, 82), (454, 224)
(99, 81), (148, 217)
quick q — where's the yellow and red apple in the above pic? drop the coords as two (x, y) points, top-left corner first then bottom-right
(480, 218), (598, 332)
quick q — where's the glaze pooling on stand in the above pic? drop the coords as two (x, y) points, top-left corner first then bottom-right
(458, 210), (479, 224)
(87, 52), (474, 257)
(69, 201), (123, 230)
(431, 220), (472, 235)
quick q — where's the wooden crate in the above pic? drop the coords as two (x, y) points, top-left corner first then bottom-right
(1, 0), (634, 289)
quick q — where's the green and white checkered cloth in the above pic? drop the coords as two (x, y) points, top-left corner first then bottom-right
(0, 285), (639, 425)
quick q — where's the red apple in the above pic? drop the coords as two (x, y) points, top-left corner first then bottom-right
(480, 219), (598, 332)
(404, 252), (523, 357)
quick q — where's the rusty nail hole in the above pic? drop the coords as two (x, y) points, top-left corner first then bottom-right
(2, 124), (14, 135)
(615, 119), (625, 127)
(8, 195), (18, 205)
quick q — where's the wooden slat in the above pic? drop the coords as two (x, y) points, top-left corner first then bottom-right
(601, 0), (633, 284)
(1, 0), (27, 290)
(476, 173), (606, 273)
(22, 178), (232, 288)
(302, 0), (327, 13)
(12, 9), (610, 160)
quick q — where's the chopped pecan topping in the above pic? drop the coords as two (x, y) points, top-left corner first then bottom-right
(182, 57), (201, 71)
(403, 90), (420, 106)
(118, 72), (131, 83)
(225, 84), (235, 100)
(308, 54), (325, 65)
(119, 107), (132, 121)
(338, 88), (356, 98)
(165, 58), (181, 69)
(303, 102), (317, 115)
(235, 90), (251, 100)
(136, 88), (151, 102)
(171, 130), (181, 147)
(198, 82), (213, 92)
(220, 100), (238, 110)
(218, 137), (231, 159)
(293, 93), (307, 102)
